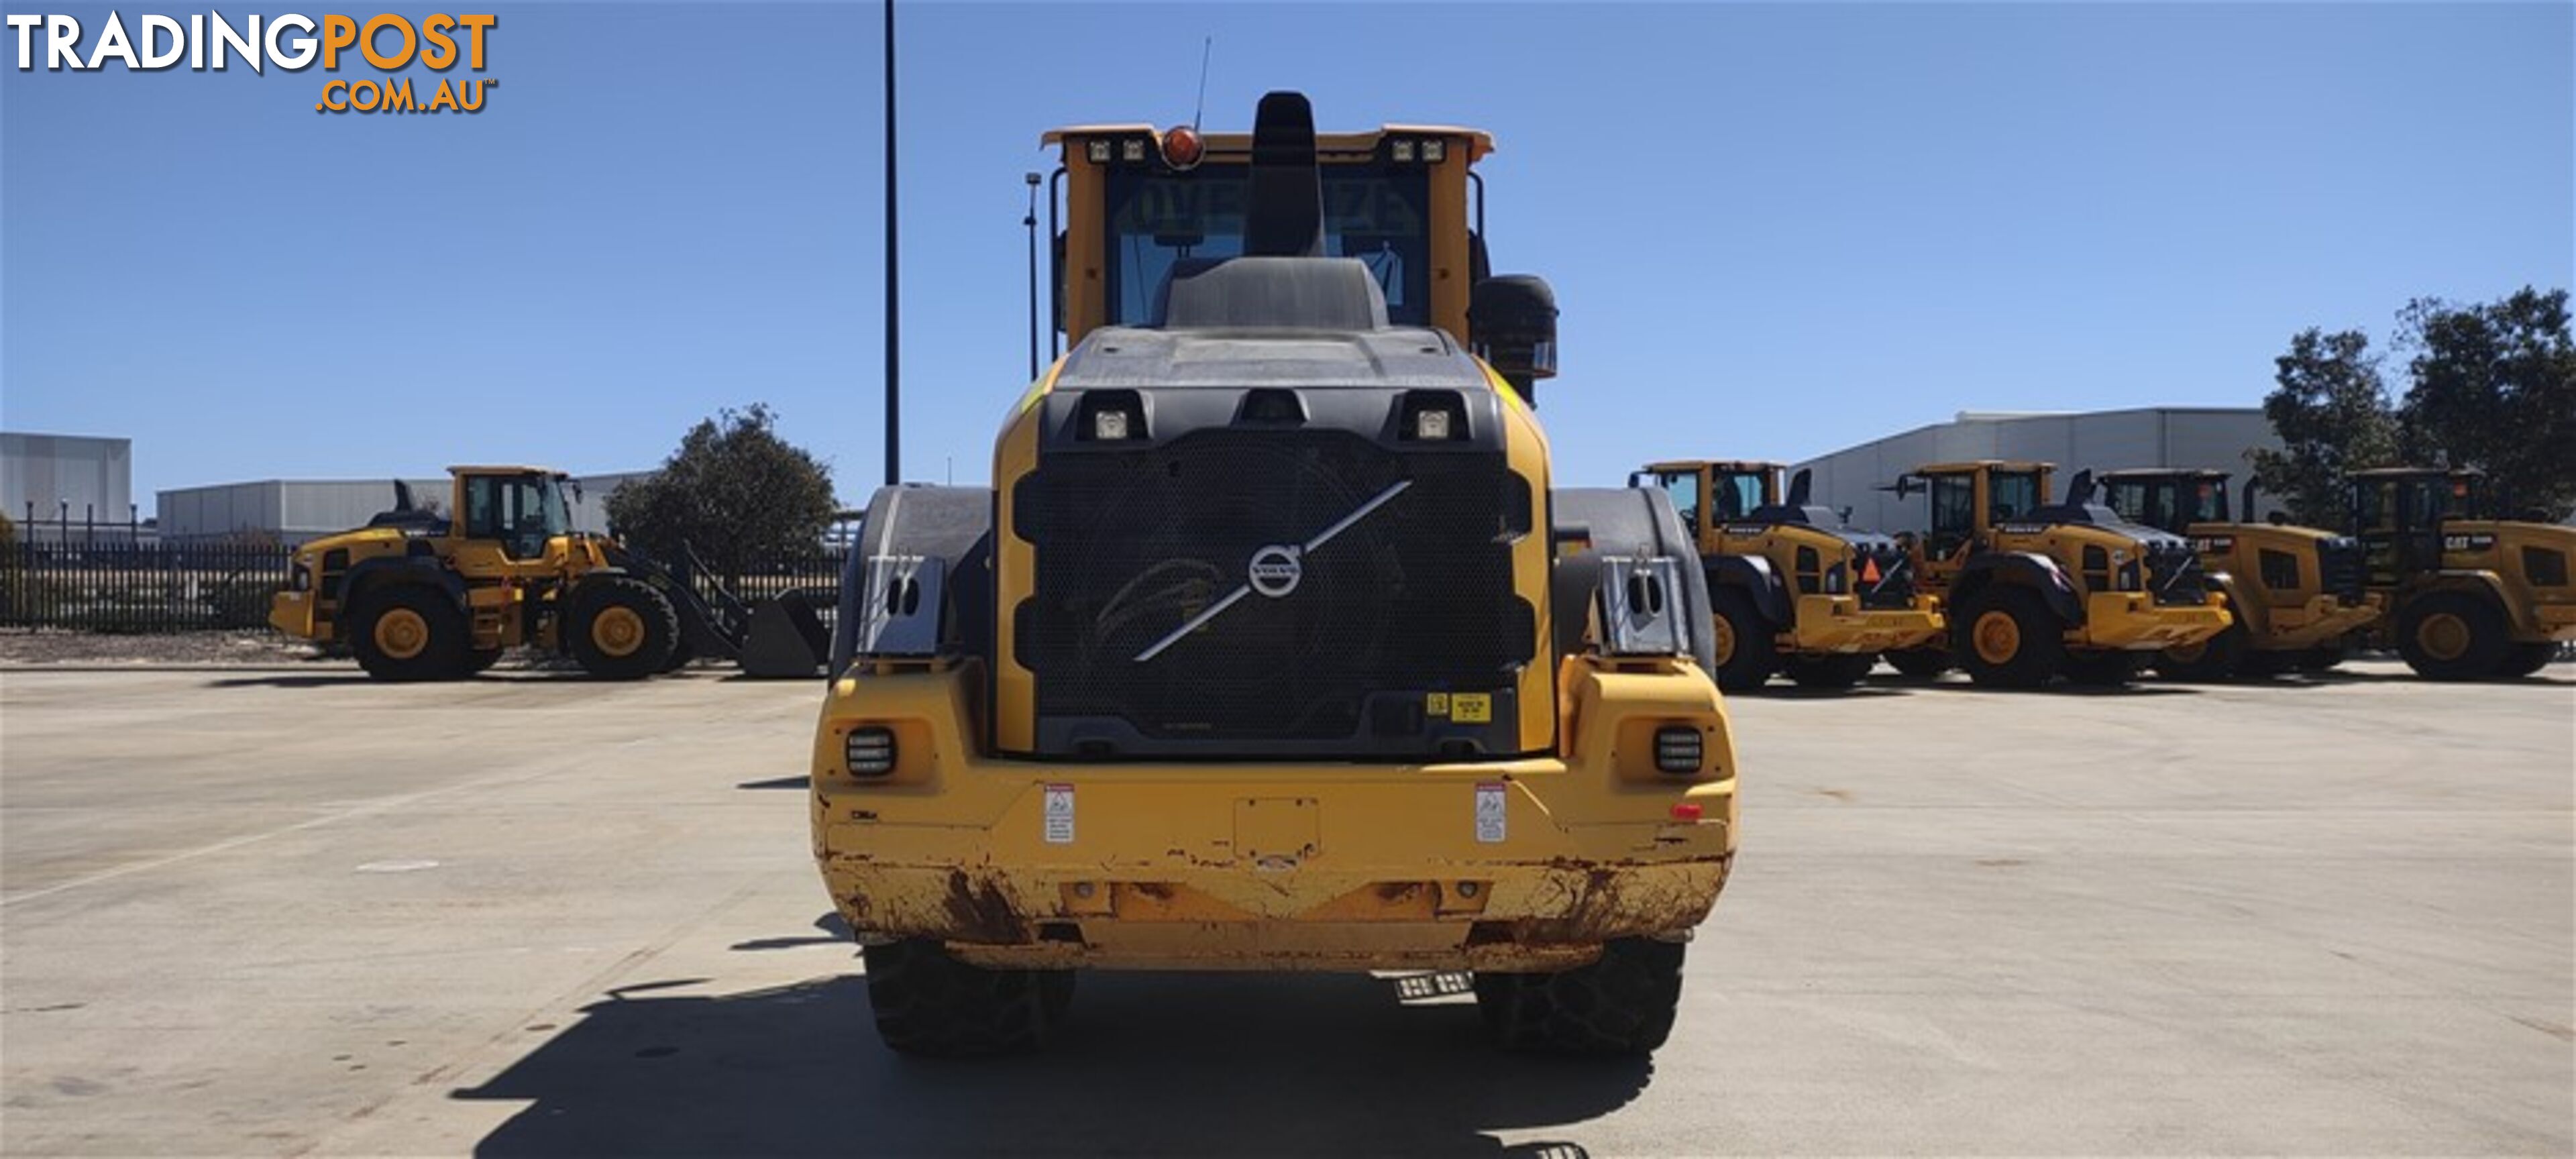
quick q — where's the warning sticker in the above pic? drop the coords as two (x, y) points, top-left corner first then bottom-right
(1042, 783), (1075, 845)
(1474, 781), (1507, 844)
(1451, 693), (1493, 724)
(1425, 692), (1450, 717)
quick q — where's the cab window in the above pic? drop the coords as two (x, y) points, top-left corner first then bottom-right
(2188, 478), (2228, 523)
(1103, 166), (1432, 327)
(1658, 472), (1701, 533)
(1931, 476), (1975, 536)
(1989, 472), (2041, 521)
(1713, 473), (1765, 522)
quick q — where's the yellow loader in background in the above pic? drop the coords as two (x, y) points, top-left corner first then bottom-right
(1633, 460), (1943, 689)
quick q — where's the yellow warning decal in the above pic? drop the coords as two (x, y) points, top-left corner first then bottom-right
(1425, 692), (1450, 717)
(1451, 693), (1493, 723)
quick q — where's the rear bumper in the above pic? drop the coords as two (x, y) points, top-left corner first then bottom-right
(812, 661), (1737, 972)
(817, 771), (1734, 972)
(1786, 594), (1943, 655)
(2078, 592), (2231, 651)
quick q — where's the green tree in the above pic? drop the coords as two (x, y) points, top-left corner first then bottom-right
(2249, 328), (2399, 527)
(2394, 287), (2576, 519)
(604, 404), (838, 580)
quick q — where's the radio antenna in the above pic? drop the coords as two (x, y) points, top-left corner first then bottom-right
(1190, 36), (1212, 127)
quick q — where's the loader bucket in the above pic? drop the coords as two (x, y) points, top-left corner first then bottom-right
(740, 589), (830, 679)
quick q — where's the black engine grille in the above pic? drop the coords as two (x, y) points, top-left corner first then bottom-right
(1851, 542), (1915, 609)
(2317, 537), (2367, 602)
(1013, 429), (1534, 753)
(2146, 541), (2209, 606)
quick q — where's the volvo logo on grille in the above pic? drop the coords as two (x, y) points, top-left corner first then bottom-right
(1246, 544), (1303, 598)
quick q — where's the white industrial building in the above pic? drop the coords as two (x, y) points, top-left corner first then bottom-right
(1792, 407), (2282, 535)
(1, 432), (136, 538)
(156, 472), (651, 545)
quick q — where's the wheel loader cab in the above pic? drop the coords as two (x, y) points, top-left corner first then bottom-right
(1910, 462), (2051, 575)
(2099, 470), (2229, 535)
(454, 469), (574, 563)
(2351, 468), (2478, 582)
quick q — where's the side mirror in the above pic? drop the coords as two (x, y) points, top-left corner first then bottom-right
(1469, 274), (1558, 404)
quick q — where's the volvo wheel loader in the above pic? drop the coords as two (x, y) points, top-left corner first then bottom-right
(268, 466), (828, 680)
(1876, 461), (2232, 687)
(2087, 468), (2379, 679)
(812, 93), (1737, 1058)
(2343, 467), (2575, 679)
(1631, 460), (1942, 689)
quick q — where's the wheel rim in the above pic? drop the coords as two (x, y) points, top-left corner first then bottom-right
(1710, 614), (1737, 667)
(373, 608), (429, 659)
(591, 606), (647, 658)
(2416, 612), (2471, 661)
(1972, 610), (2021, 665)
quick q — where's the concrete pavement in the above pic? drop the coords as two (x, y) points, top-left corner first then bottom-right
(1, 662), (2569, 1156)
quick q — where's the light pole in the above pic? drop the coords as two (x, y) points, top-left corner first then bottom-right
(881, 0), (901, 486)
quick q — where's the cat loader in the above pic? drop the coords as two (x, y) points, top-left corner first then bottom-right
(2344, 467), (2575, 679)
(2087, 468), (2379, 679)
(1877, 461), (2232, 687)
(268, 466), (830, 680)
(812, 93), (1738, 1058)
(1632, 460), (1943, 689)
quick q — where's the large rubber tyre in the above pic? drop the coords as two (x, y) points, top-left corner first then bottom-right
(1706, 588), (1776, 692)
(2493, 641), (2558, 679)
(659, 637), (696, 674)
(2395, 592), (2509, 681)
(2059, 649), (2143, 687)
(1950, 587), (2063, 689)
(862, 939), (1065, 1056)
(348, 586), (469, 682)
(2153, 620), (2247, 681)
(1473, 938), (1685, 1056)
(1782, 653), (1876, 690)
(1882, 647), (1950, 680)
(567, 575), (680, 680)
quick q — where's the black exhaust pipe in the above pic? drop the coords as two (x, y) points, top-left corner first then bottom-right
(1245, 91), (1324, 258)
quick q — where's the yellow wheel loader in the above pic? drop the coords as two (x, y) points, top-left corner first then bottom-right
(1878, 461), (2233, 688)
(812, 93), (1737, 1057)
(2088, 469), (2380, 679)
(1631, 460), (1943, 690)
(268, 466), (828, 680)
(2345, 467), (2575, 679)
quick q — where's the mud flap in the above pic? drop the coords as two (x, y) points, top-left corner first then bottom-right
(740, 590), (830, 678)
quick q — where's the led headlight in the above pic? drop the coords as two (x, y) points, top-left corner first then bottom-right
(1654, 726), (1703, 775)
(844, 726), (896, 777)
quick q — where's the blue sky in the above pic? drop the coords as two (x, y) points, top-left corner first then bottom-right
(3, 2), (2569, 512)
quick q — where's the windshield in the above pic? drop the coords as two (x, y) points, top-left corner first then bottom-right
(1102, 166), (1432, 327)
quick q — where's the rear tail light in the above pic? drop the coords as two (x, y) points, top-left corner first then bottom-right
(845, 726), (896, 777)
(1654, 726), (1702, 774)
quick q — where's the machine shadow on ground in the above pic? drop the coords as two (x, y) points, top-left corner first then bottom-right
(459, 961), (1651, 1158)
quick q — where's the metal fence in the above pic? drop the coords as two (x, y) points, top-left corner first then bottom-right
(1, 533), (290, 632)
